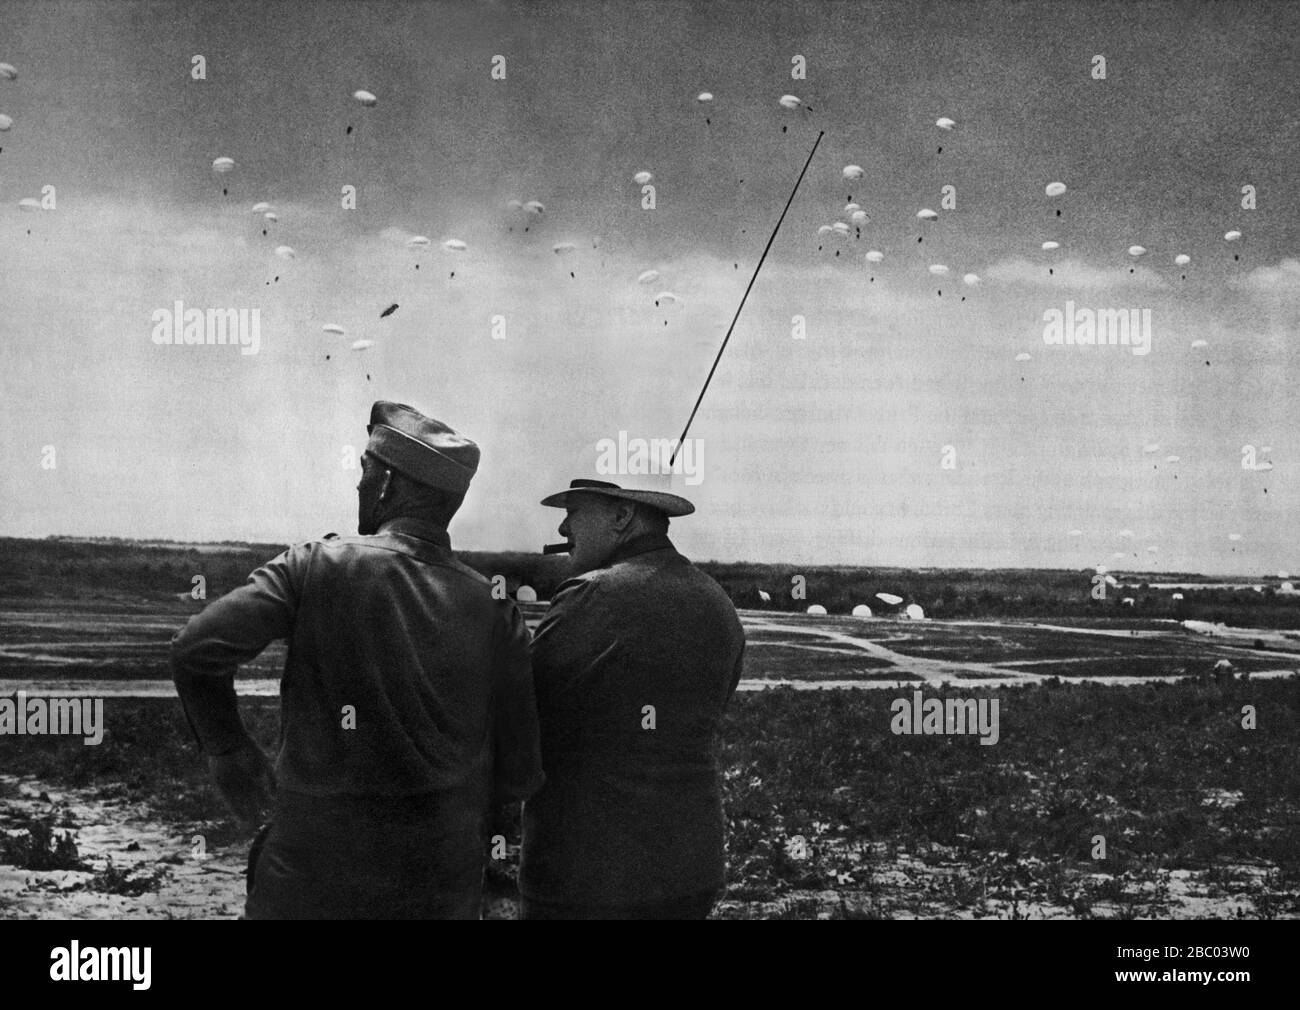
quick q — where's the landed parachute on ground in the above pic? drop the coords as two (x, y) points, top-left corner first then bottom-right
(805, 604), (828, 616)
(516, 585), (538, 603)
(904, 604), (926, 620)
(851, 604), (872, 618)
(875, 592), (903, 606)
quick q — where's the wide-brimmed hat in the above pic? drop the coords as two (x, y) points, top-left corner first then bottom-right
(539, 478), (695, 517)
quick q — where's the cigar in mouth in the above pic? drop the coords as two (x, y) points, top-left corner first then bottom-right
(542, 542), (571, 555)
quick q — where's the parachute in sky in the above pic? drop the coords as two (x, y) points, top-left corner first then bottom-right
(962, 273), (980, 286)
(842, 165), (864, 180)
(696, 92), (713, 102)
(523, 200), (545, 215)
(351, 339), (374, 351)
(928, 264), (949, 276)
(1014, 352), (1032, 362)
(916, 208), (939, 221)
(637, 269), (660, 284)
(1174, 254), (1191, 266)
(552, 242), (577, 254)
(1142, 442), (1160, 453)
(778, 94), (802, 109)
(0, 114), (13, 131)
(0, 63), (16, 81)
(935, 117), (956, 130)
(322, 324), (345, 335)
(274, 245), (296, 260)
(865, 250), (884, 263)
(633, 171), (653, 185)
(1127, 245), (1147, 257)
(1224, 230), (1242, 242)
(353, 90), (378, 107)
(1190, 339), (1208, 348)
(251, 202), (273, 214)
(1041, 241), (1060, 251)
(1068, 529), (1083, 536)
(850, 210), (869, 225)
(442, 239), (467, 252)
(408, 236), (431, 248)
(212, 157), (235, 174)
(654, 291), (681, 306)
(1045, 181), (1067, 197)
(18, 197), (40, 212)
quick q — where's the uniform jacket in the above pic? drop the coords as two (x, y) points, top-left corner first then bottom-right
(171, 517), (544, 804)
(520, 531), (745, 907)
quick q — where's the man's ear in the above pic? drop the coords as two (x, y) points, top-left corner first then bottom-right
(613, 500), (637, 532)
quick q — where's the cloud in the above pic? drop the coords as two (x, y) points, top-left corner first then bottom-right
(983, 256), (1169, 291)
(1230, 258), (1300, 298)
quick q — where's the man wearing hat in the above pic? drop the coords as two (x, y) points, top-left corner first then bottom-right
(520, 479), (745, 919)
(172, 402), (543, 919)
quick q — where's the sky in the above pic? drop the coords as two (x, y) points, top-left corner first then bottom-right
(1, 0), (1297, 576)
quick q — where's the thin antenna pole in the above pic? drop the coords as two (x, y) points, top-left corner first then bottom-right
(669, 130), (824, 466)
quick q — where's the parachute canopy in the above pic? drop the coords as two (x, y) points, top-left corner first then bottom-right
(633, 171), (653, 185)
(904, 604), (926, 620)
(696, 92), (713, 102)
(757, 589), (771, 602)
(778, 94), (801, 109)
(516, 585), (538, 603)
(322, 324), (345, 335)
(916, 208), (938, 221)
(1041, 241), (1060, 251)
(1190, 339), (1208, 348)
(962, 273), (980, 286)
(875, 592), (903, 606)
(850, 210), (869, 225)
(865, 250), (884, 263)
(1224, 230), (1242, 242)
(935, 117), (956, 130)
(1045, 181), (1067, 197)
(1143, 442), (1160, 453)
(1174, 254), (1191, 266)
(928, 264), (949, 275)
(251, 202), (273, 214)
(212, 156), (235, 174)
(351, 339), (374, 351)
(18, 197), (41, 212)
(851, 604), (873, 618)
(408, 236), (431, 248)
(1015, 352), (1032, 362)
(274, 245), (296, 260)
(442, 239), (467, 252)
(842, 165), (864, 180)
(805, 604), (828, 616)
(637, 269), (660, 284)
(523, 200), (545, 215)
(353, 90), (378, 107)
(0, 114), (13, 131)
(1127, 245), (1147, 257)
(552, 242), (577, 254)
(0, 63), (16, 80)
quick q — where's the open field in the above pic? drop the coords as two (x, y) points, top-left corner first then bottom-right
(2, 537), (1298, 918)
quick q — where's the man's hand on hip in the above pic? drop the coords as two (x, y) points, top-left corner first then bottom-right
(209, 739), (277, 827)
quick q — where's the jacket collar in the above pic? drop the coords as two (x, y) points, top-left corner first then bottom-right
(604, 531), (675, 567)
(378, 516), (451, 548)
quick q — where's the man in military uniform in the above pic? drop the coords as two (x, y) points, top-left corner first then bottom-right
(520, 479), (745, 919)
(172, 401), (543, 919)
